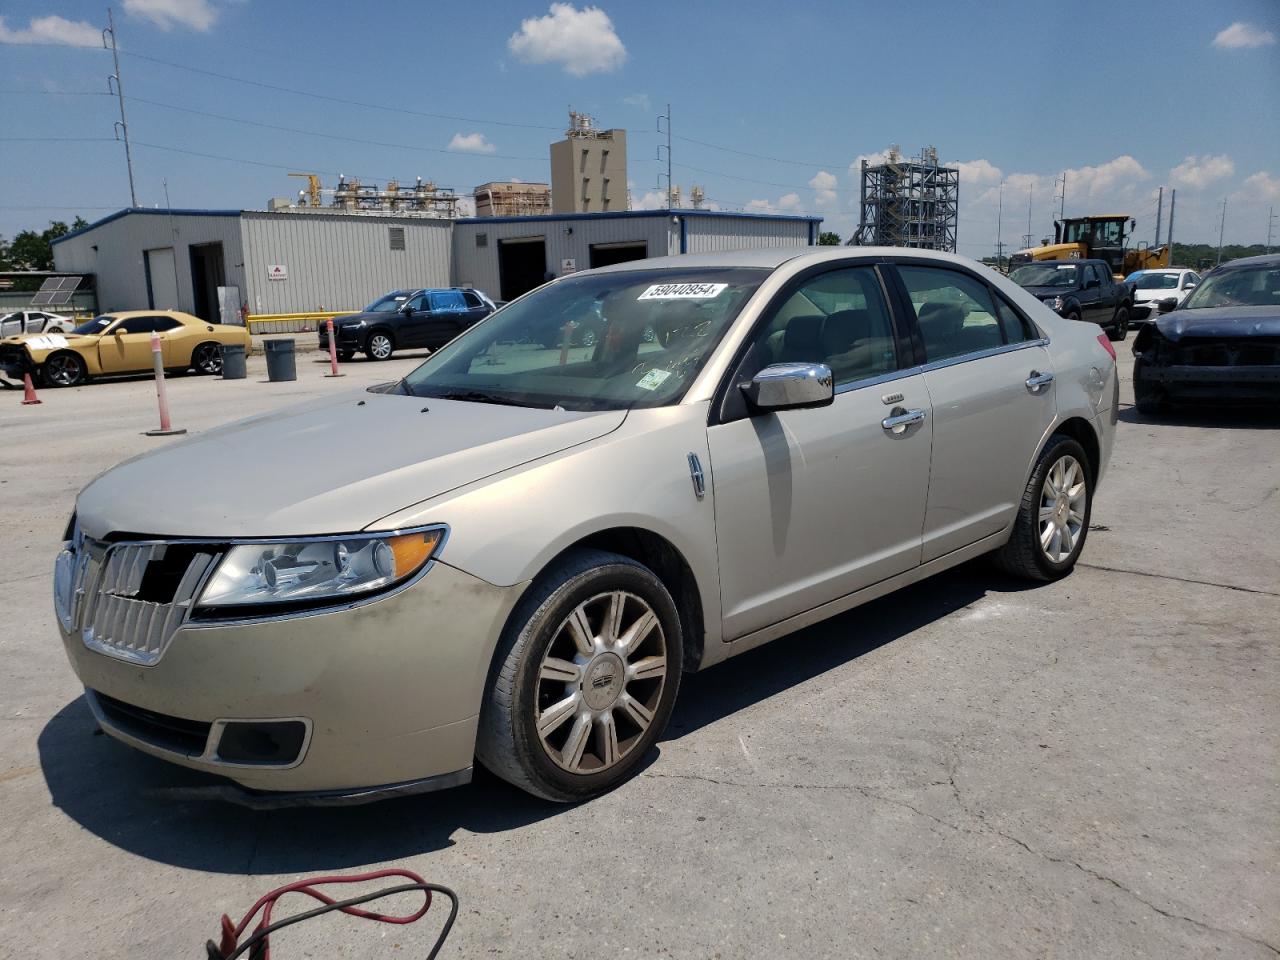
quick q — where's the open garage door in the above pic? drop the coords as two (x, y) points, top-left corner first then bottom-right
(498, 236), (548, 302)
(589, 241), (648, 269)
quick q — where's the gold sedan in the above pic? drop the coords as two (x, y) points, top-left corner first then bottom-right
(0, 310), (251, 387)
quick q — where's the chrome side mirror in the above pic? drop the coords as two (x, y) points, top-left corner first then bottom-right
(741, 362), (834, 412)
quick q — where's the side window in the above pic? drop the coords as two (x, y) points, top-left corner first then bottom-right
(897, 265), (1006, 363)
(994, 295), (1036, 344)
(1085, 264), (1103, 286)
(462, 290), (483, 309)
(402, 293), (427, 312)
(152, 316), (183, 332)
(1185, 273), (1200, 288)
(429, 290), (467, 312)
(117, 316), (160, 334)
(747, 267), (898, 387)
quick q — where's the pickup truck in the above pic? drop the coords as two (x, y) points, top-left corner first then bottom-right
(1008, 259), (1132, 341)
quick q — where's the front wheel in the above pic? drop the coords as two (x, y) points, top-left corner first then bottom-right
(1108, 306), (1129, 341)
(364, 331), (394, 361)
(477, 549), (683, 802)
(42, 351), (87, 387)
(994, 435), (1092, 581)
(337, 349), (355, 363)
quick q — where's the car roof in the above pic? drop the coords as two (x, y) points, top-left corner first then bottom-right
(97, 310), (197, 320)
(1216, 253), (1280, 270)
(586, 245), (992, 275)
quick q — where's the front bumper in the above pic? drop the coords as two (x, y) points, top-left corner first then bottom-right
(59, 559), (526, 796)
(1134, 361), (1280, 402)
(318, 325), (364, 350)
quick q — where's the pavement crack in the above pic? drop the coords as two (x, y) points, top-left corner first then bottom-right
(945, 771), (1279, 956)
(1078, 562), (1280, 598)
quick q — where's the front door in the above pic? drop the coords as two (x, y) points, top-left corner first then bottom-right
(891, 262), (1058, 562)
(100, 315), (162, 372)
(708, 264), (932, 640)
(396, 292), (431, 347)
(1079, 263), (1107, 324)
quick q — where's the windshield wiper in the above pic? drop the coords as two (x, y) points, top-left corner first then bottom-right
(422, 388), (540, 408)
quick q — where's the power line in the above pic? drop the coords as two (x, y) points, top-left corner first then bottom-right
(126, 94), (549, 162)
(117, 49), (564, 131)
(0, 89), (111, 95)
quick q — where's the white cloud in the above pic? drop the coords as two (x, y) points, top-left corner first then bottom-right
(1170, 154), (1235, 189)
(623, 93), (651, 111)
(1212, 21), (1276, 49)
(809, 170), (838, 207)
(0, 14), (101, 47)
(507, 4), (627, 76)
(955, 158), (1003, 187)
(632, 189), (668, 210)
(1065, 155), (1149, 199)
(745, 193), (803, 214)
(1238, 171), (1280, 202)
(449, 132), (497, 154)
(123, 0), (216, 31)
(848, 149), (891, 175)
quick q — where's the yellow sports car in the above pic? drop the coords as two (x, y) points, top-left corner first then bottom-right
(0, 310), (251, 387)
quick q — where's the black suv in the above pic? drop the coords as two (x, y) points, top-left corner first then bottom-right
(1008, 260), (1132, 341)
(320, 288), (496, 361)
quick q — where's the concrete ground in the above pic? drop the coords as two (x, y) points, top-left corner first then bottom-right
(1, 339), (1276, 959)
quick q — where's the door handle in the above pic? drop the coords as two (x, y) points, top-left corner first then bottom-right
(881, 407), (926, 434)
(1026, 370), (1055, 392)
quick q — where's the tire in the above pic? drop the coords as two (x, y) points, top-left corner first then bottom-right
(337, 349), (355, 363)
(364, 330), (394, 361)
(994, 435), (1092, 582)
(1108, 305), (1129, 341)
(191, 341), (223, 375)
(477, 549), (683, 802)
(41, 351), (87, 387)
(1066, 310), (1081, 323)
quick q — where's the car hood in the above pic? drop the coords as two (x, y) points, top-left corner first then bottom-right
(1155, 306), (1280, 341)
(1019, 285), (1073, 300)
(333, 311), (386, 326)
(2, 332), (98, 346)
(75, 391), (627, 539)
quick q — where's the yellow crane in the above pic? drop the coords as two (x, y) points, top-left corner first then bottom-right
(288, 172), (322, 208)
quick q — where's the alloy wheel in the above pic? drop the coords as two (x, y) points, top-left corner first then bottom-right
(368, 333), (393, 360)
(1039, 455), (1087, 563)
(193, 343), (222, 374)
(45, 354), (84, 386)
(534, 590), (667, 774)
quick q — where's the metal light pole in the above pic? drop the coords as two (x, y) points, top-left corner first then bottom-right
(1267, 206), (1276, 254)
(163, 178), (181, 306)
(1154, 186), (1163, 247)
(103, 7), (137, 207)
(1216, 199), (1228, 266)
(1167, 189), (1176, 261)
(995, 180), (1004, 270)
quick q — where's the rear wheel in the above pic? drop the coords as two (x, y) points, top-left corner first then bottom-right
(191, 341), (222, 375)
(477, 549), (683, 802)
(42, 352), (87, 387)
(1108, 305), (1129, 341)
(994, 435), (1092, 581)
(364, 330), (394, 361)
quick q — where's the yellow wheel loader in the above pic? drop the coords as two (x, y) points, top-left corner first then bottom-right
(1009, 215), (1169, 279)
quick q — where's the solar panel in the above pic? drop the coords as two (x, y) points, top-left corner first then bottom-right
(30, 275), (82, 305)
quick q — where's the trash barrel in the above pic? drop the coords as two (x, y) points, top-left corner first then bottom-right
(263, 338), (296, 382)
(220, 343), (247, 380)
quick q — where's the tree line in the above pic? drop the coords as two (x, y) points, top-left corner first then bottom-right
(0, 218), (90, 274)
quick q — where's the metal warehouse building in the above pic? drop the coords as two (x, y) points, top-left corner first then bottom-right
(52, 207), (820, 322)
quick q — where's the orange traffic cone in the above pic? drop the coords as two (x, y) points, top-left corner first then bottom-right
(20, 372), (41, 405)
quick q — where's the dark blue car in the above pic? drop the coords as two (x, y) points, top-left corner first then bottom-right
(320, 287), (497, 361)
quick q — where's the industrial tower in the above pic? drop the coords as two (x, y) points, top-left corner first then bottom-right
(851, 146), (959, 251)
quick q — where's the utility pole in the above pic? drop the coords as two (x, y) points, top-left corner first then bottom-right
(1055, 171), (1067, 221)
(1167, 189), (1176, 261)
(1216, 198), (1227, 265)
(656, 104), (673, 208)
(1267, 206), (1276, 254)
(103, 7), (137, 207)
(1154, 186), (1163, 247)
(995, 180), (1004, 270)
(1022, 183), (1033, 250)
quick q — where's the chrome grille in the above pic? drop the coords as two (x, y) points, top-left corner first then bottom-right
(66, 539), (218, 665)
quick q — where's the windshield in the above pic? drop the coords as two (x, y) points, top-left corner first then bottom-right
(1010, 263), (1078, 287)
(1181, 264), (1280, 310)
(400, 268), (767, 411)
(73, 315), (116, 335)
(1128, 272), (1179, 290)
(364, 292), (411, 312)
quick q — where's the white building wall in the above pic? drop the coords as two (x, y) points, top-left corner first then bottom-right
(240, 212), (452, 314)
(51, 211), (244, 314)
(682, 213), (815, 253)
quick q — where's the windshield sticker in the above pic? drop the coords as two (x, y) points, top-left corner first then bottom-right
(635, 368), (673, 390)
(637, 282), (728, 301)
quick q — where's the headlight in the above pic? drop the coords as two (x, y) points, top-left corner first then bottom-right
(196, 528), (443, 611)
(1051, 296), (1065, 311)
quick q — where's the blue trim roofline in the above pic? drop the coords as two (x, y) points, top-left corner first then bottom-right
(456, 209), (823, 227)
(52, 207), (242, 245)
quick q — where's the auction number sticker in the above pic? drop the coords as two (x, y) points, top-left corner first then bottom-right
(635, 368), (673, 390)
(637, 282), (727, 300)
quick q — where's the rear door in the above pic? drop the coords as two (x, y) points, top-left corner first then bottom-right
(889, 262), (1057, 562)
(423, 290), (470, 348)
(707, 262), (933, 639)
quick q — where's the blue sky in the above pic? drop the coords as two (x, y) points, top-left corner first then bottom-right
(3, 0), (1278, 253)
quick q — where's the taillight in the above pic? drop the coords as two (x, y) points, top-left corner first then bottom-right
(1096, 333), (1116, 362)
